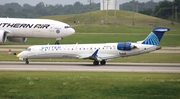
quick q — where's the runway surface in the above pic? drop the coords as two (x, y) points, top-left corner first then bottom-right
(0, 62), (180, 73)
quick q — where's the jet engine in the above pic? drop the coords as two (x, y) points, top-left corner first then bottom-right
(8, 37), (27, 42)
(117, 42), (136, 50)
(0, 30), (7, 43)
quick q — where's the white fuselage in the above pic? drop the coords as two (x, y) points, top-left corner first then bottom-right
(17, 43), (160, 60)
(0, 18), (75, 38)
(16, 26), (169, 65)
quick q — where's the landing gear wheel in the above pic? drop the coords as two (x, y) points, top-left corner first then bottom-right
(100, 60), (106, 65)
(55, 40), (60, 45)
(25, 59), (29, 64)
(93, 61), (99, 65)
(55, 38), (63, 45)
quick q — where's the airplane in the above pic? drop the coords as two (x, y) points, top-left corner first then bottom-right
(17, 26), (170, 65)
(0, 18), (75, 44)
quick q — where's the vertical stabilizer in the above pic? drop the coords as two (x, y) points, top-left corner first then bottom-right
(141, 26), (170, 45)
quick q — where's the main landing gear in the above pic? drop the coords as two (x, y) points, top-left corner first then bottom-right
(93, 60), (106, 65)
(25, 59), (29, 64)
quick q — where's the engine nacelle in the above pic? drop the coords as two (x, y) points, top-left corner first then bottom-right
(8, 37), (27, 42)
(117, 42), (136, 50)
(0, 30), (7, 43)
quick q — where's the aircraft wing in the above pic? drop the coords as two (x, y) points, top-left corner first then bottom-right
(78, 49), (103, 61)
(78, 49), (117, 61)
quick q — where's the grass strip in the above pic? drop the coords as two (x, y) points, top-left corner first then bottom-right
(3, 33), (180, 46)
(0, 71), (179, 99)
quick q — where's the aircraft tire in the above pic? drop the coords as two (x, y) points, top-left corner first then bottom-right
(100, 60), (106, 65)
(93, 61), (99, 65)
(55, 42), (59, 45)
(55, 40), (60, 45)
(25, 59), (29, 64)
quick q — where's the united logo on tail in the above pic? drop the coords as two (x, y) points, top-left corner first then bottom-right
(142, 26), (170, 45)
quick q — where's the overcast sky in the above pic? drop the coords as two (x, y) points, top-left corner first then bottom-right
(0, 0), (173, 6)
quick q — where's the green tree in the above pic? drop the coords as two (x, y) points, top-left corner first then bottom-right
(1, 3), (22, 11)
(154, 0), (173, 19)
(174, 0), (180, 22)
(120, 0), (158, 12)
(6, 8), (15, 17)
(139, 9), (153, 15)
(0, 1), (100, 18)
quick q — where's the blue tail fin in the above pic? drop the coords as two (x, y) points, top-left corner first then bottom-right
(142, 26), (170, 45)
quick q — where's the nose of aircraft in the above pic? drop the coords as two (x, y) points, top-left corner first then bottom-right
(17, 52), (23, 58)
(72, 28), (75, 34)
(65, 28), (75, 36)
(17, 52), (25, 60)
(70, 28), (75, 35)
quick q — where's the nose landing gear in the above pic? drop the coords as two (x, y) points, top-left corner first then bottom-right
(55, 38), (63, 45)
(55, 40), (60, 45)
(25, 59), (29, 64)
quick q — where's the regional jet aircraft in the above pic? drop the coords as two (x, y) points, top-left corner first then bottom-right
(17, 26), (170, 65)
(0, 18), (75, 44)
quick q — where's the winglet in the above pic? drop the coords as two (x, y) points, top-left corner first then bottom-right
(141, 26), (170, 45)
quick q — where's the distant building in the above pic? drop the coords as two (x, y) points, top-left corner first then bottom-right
(100, 0), (118, 10)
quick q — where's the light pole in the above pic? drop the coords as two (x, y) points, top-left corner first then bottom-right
(88, 0), (93, 25)
(106, 0), (109, 24)
(132, 0), (135, 26)
(114, 0), (117, 25)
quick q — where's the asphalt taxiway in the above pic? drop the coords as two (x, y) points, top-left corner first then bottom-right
(0, 62), (180, 73)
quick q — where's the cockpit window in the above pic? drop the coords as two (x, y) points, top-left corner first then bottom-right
(25, 48), (31, 51)
(64, 26), (71, 28)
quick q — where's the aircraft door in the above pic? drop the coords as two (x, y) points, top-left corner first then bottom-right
(49, 24), (55, 34)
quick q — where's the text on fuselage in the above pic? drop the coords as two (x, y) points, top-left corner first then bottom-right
(41, 46), (61, 51)
(0, 23), (50, 29)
